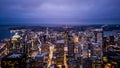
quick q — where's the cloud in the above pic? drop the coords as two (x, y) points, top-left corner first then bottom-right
(0, 0), (120, 24)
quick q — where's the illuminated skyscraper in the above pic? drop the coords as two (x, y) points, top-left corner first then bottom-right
(93, 29), (103, 60)
(55, 40), (64, 66)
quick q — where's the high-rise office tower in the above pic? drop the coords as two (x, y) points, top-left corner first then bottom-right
(93, 29), (103, 60)
(93, 29), (103, 44)
(67, 33), (75, 59)
(109, 35), (115, 45)
(55, 40), (64, 66)
(103, 36), (108, 51)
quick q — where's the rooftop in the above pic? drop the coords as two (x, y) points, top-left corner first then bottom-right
(7, 53), (22, 58)
(56, 40), (64, 43)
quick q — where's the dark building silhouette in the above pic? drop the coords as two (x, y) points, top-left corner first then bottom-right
(109, 35), (115, 45)
(67, 33), (75, 59)
(103, 36), (108, 51)
(1, 53), (26, 68)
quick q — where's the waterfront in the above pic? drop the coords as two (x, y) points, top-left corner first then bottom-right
(0, 26), (118, 40)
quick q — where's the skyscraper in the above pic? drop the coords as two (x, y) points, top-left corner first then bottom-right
(103, 36), (108, 51)
(67, 33), (75, 59)
(55, 40), (64, 66)
(109, 35), (115, 45)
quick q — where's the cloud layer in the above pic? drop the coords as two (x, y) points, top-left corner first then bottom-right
(0, 0), (120, 24)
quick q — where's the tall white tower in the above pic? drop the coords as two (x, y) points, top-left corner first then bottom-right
(46, 27), (49, 35)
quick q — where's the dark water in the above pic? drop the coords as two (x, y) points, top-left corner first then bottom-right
(0, 26), (11, 40)
(103, 31), (117, 36)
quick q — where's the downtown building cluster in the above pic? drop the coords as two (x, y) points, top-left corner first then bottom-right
(0, 25), (120, 68)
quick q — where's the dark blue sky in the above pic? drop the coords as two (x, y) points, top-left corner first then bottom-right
(0, 0), (120, 25)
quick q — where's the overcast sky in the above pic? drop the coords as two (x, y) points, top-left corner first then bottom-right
(0, 0), (120, 25)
